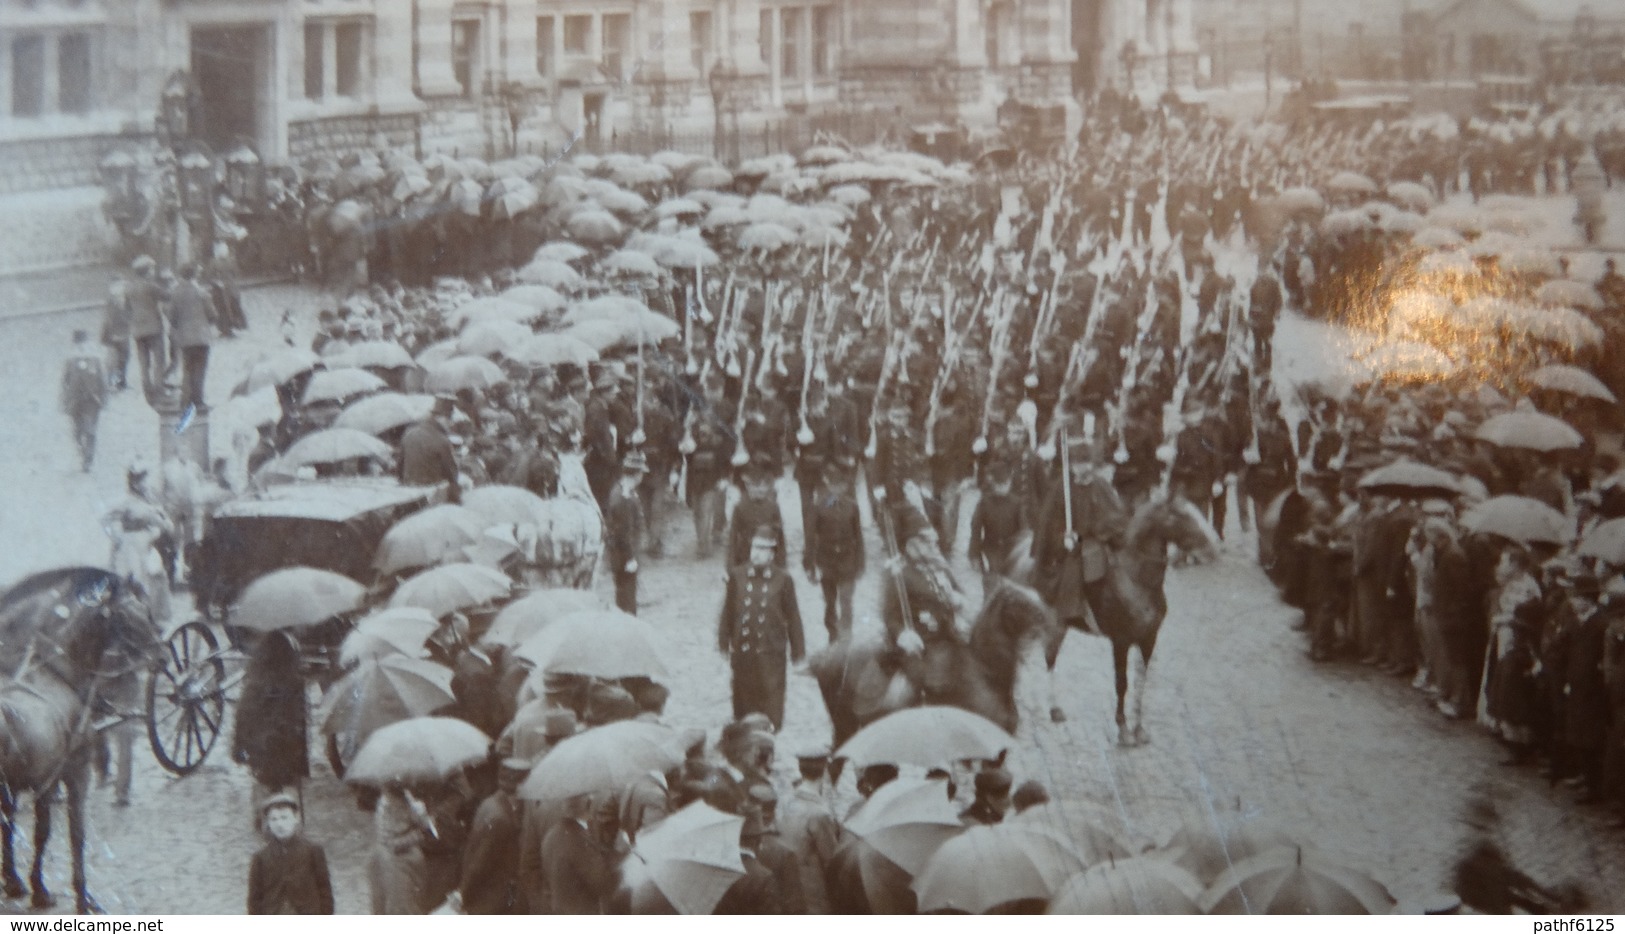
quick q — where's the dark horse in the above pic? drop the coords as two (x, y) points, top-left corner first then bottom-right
(810, 577), (1055, 748)
(0, 567), (158, 913)
(1010, 493), (1219, 748)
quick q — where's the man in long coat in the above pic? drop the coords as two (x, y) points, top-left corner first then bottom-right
(127, 257), (167, 399)
(719, 525), (806, 729)
(460, 759), (528, 913)
(605, 453), (649, 614)
(400, 400), (461, 502)
(169, 263), (217, 412)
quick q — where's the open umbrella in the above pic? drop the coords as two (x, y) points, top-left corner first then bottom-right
(330, 340), (417, 371)
(567, 208), (624, 245)
(654, 197), (705, 220)
(1048, 858), (1204, 914)
(518, 721), (683, 801)
(845, 777), (963, 875)
(534, 241), (592, 265)
(621, 802), (746, 915)
(702, 205), (750, 231)
(563, 319), (625, 353)
(1275, 187), (1327, 216)
(1326, 171), (1378, 197)
(460, 484), (550, 528)
(339, 606), (440, 666)
(302, 367), (386, 406)
(516, 258), (586, 291)
(1411, 226), (1466, 250)
(517, 608), (668, 681)
(1357, 459), (1461, 499)
(646, 236), (720, 270)
(281, 428), (393, 468)
(912, 824), (1088, 913)
(565, 294), (653, 325)
(1500, 248), (1563, 278)
(450, 296), (543, 329)
(415, 339), (461, 370)
(1158, 807), (1301, 883)
(481, 587), (605, 647)
(424, 356), (508, 393)
(244, 348), (320, 392)
(1199, 846), (1396, 914)
(319, 654), (457, 739)
(499, 285), (568, 317)
(345, 716), (491, 786)
(601, 249), (664, 278)
(1535, 279), (1604, 310)
(1512, 305), (1604, 350)
(375, 504), (490, 575)
(800, 144), (851, 166)
(1417, 251), (1475, 277)
(737, 221), (800, 252)
(508, 333), (600, 368)
(458, 319), (534, 358)
(1384, 180), (1436, 212)
(231, 567), (366, 632)
(827, 184), (873, 207)
(1578, 517), (1625, 564)
(683, 164), (733, 192)
(335, 392), (435, 436)
(389, 562), (511, 617)
(594, 187), (653, 218)
(1013, 801), (1147, 865)
(1475, 411), (1584, 452)
(1461, 495), (1574, 546)
(1528, 364), (1617, 402)
(836, 706), (1015, 769)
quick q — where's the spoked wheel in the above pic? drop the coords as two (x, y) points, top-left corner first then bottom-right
(146, 620), (227, 775)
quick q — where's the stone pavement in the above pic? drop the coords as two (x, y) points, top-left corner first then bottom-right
(2, 284), (1623, 914)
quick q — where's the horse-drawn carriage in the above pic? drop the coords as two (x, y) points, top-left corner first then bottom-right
(146, 479), (444, 775)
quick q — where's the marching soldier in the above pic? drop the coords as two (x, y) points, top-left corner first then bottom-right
(967, 461), (1026, 578)
(806, 459), (865, 641)
(718, 525), (807, 730)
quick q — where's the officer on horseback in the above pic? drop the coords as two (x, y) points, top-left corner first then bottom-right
(1031, 428), (1128, 636)
(876, 489), (969, 706)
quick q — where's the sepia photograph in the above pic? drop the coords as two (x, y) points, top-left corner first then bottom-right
(1, 0), (1624, 916)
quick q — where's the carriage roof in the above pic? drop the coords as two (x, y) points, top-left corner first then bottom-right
(212, 480), (438, 523)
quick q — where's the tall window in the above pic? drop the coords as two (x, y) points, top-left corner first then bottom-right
(11, 35), (45, 117)
(780, 7), (801, 80)
(811, 6), (833, 77)
(690, 10), (713, 75)
(537, 16), (555, 77)
(452, 18), (480, 97)
(564, 15), (591, 55)
(57, 32), (92, 113)
(304, 23), (325, 99)
(602, 13), (630, 79)
(759, 8), (773, 71)
(335, 22), (362, 96)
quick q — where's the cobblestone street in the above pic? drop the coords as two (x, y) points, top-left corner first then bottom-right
(1, 282), (1623, 914)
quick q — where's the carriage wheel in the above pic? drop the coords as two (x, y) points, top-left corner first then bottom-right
(146, 620), (227, 776)
(325, 733), (348, 779)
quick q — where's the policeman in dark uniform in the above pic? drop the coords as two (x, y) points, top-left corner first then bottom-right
(605, 452), (648, 614)
(718, 525), (807, 730)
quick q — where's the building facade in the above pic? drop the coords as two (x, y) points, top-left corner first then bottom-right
(0, 0), (1188, 203)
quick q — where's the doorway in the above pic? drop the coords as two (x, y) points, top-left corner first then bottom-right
(1072, 0), (1104, 94)
(190, 25), (271, 154)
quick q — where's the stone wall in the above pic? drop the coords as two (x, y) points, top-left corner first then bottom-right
(0, 187), (117, 274)
(418, 95), (498, 159)
(0, 133), (128, 196)
(287, 113), (419, 164)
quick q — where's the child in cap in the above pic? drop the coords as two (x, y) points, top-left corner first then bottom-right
(247, 793), (334, 914)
